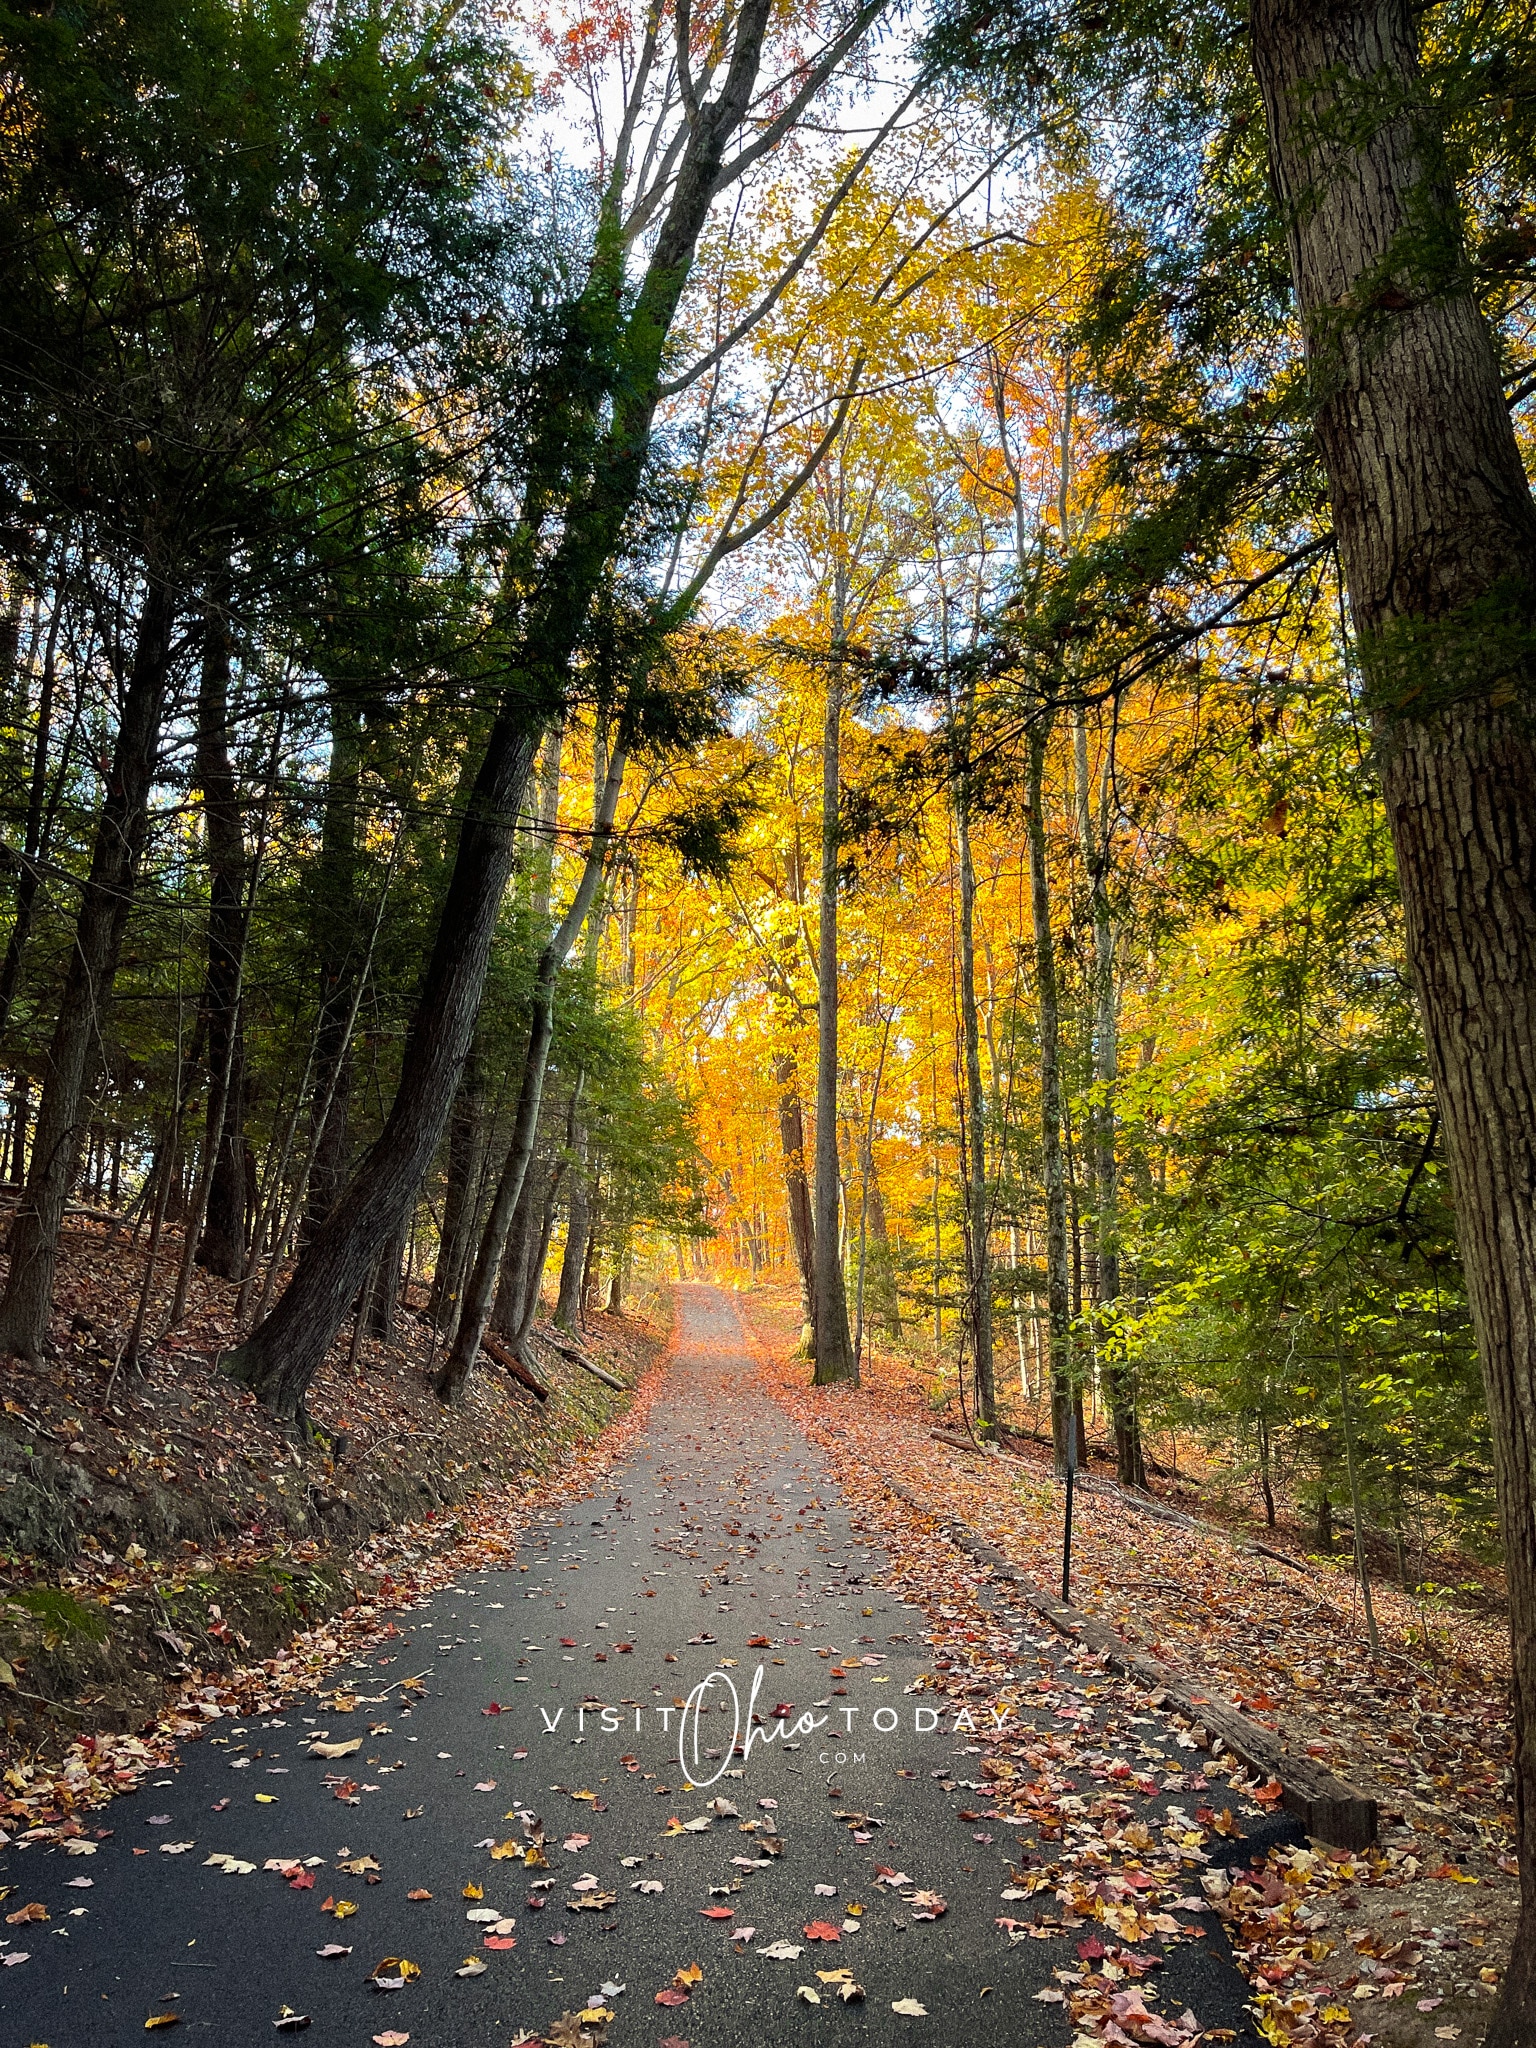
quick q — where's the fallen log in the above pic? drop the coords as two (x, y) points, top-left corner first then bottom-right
(881, 1479), (1378, 1851)
(533, 1326), (627, 1392)
(479, 1329), (549, 1400)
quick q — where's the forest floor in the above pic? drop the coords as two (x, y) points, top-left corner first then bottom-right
(738, 1281), (1516, 2048)
(0, 1214), (668, 1816)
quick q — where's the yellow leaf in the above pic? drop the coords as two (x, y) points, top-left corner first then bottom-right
(254, 1794), (278, 1804)
(333, 1901), (358, 1921)
(144, 2019), (181, 2031)
(673, 1962), (703, 1988)
(462, 1882), (483, 1900)
(578, 2010), (613, 2025)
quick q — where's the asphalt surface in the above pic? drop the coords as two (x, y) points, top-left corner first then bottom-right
(0, 1284), (1276, 2045)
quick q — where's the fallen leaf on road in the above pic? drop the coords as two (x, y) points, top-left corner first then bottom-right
(797, 1986), (821, 2004)
(368, 1957), (420, 1991)
(308, 1739), (361, 1759)
(372, 2033), (410, 2045)
(757, 1940), (803, 1960)
(802, 1921), (841, 1942)
(891, 1998), (927, 2017)
(456, 1958), (488, 1977)
(316, 1946), (352, 1959)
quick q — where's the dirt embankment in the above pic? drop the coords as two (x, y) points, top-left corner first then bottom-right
(0, 1220), (669, 1756)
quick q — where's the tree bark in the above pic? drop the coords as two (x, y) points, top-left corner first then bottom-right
(0, 575), (175, 1360)
(812, 650), (856, 1383)
(1249, 1), (1536, 2030)
(193, 594), (250, 1279)
(775, 1050), (817, 1353)
(1026, 723), (1073, 1472)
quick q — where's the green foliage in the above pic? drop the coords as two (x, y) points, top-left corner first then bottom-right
(1111, 667), (1491, 1542)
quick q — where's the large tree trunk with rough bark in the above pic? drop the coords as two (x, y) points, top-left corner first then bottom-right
(0, 576), (175, 1360)
(1250, 2), (1536, 2032)
(812, 652), (856, 1383)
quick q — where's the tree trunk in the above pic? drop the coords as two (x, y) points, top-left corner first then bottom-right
(304, 687), (362, 1239)
(604, 1251), (626, 1314)
(555, 1112), (591, 1332)
(1026, 724), (1073, 1472)
(429, 1045), (487, 1334)
(366, 1219), (408, 1344)
(812, 652), (856, 1383)
(0, 576), (175, 1361)
(1250, 1), (1536, 2030)
(194, 594), (250, 1279)
(222, 700), (542, 1421)
(955, 701), (996, 1431)
(434, 743), (626, 1405)
(514, 1155), (565, 1352)
(775, 1050), (817, 1353)
(490, 1161), (540, 1340)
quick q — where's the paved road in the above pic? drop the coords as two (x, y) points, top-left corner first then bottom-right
(0, 1286), (1272, 2044)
